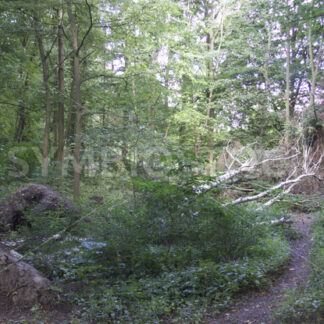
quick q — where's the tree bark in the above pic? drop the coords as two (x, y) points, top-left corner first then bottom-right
(14, 37), (31, 143)
(285, 30), (291, 145)
(260, 23), (272, 138)
(67, 2), (83, 199)
(308, 27), (323, 109)
(35, 18), (51, 178)
(57, 7), (65, 176)
(285, 39), (291, 123)
(14, 66), (26, 143)
(67, 0), (92, 199)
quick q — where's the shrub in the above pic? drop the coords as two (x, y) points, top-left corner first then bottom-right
(66, 236), (289, 323)
(7, 178), (291, 323)
(74, 179), (266, 278)
(45, 179), (291, 322)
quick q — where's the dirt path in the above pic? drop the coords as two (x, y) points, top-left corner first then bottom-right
(208, 213), (313, 324)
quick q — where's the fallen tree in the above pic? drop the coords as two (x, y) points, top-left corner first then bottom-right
(197, 136), (324, 208)
(255, 217), (293, 226)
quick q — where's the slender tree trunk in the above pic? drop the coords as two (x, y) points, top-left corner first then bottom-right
(206, 106), (215, 176)
(308, 28), (323, 109)
(65, 79), (75, 141)
(149, 107), (155, 132)
(121, 87), (131, 173)
(35, 18), (51, 178)
(285, 40), (290, 123)
(163, 65), (171, 138)
(53, 68), (58, 150)
(193, 127), (199, 158)
(260, 24), (272, 138)
(285, 31), (291, 145)
(14, 37), (31, 142)
(67, 2), (83, 199)
(14, 66), (26, 143)
(57, 7), (65, 176)
(206, 34), (215, 168)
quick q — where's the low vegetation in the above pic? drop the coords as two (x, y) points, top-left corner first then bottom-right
(3, 179), (292, 323)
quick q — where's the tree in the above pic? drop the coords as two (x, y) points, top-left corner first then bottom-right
(67, 0), (93, 199)
(56, 5), (65, 176)
(34, 13), (52, 177)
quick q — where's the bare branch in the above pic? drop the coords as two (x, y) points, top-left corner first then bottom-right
(196, 151), (300, 193)
(255, 217), (293, 226)
(223, 173), (314, 206)
(77, 0), (93, 56)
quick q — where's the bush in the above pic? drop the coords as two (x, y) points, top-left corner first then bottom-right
(73, 179), (266, 277)
(66, 236), (289, 323)
(42, 179), (291, 322)
(6, 179), (291, 322)
(1, 142), (40, 182)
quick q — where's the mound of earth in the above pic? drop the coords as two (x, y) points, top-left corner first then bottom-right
(0, 184), (79, 231)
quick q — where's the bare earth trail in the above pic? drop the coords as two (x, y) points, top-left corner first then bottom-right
(208, 213), (313, 324)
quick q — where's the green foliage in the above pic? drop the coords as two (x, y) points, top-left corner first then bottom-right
(65, 235), (289, 323)
(0, 143), (10, 184)
(1, 180), (292, 323)
(73, 180), (264, 276)
(31, 180), (290, 322)
(8, 142), (40, 178)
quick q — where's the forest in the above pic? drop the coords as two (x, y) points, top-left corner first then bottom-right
(0, 0), (323, 323)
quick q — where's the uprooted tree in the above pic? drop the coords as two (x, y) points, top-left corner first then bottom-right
(197, 124), (324, 211)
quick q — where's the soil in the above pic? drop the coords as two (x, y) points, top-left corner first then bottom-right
(207, 212), (313, 324)
(0, 297), (73, 323)
(0, 213), (314, 323)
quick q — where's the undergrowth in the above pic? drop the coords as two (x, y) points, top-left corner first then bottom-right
(5, 179), (292, 323)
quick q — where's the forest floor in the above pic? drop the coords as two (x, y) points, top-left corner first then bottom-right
(207, 212), (313, 324)
(0, 213), (313, 324)
(0, 292), (73, 323)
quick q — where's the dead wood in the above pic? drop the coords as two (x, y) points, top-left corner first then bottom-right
(255, 217), (293, 226)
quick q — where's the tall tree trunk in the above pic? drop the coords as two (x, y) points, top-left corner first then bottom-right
(14, 66), (26, 143)
(35, 18), (51, 178)
(14, 36), (31, 143)
(260, 24), (272, 138)
(206, 106), (215, 176)
(285, 30), (291, 144)
(65, 79), (75, 141)
(57, 7), (65, 176)
(199, 29), (216, 169)
(67, 2), (83, 199)
(308, 27), (323, 110)
(67, 0), (92, 198)
(163, 62), (170, 138)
